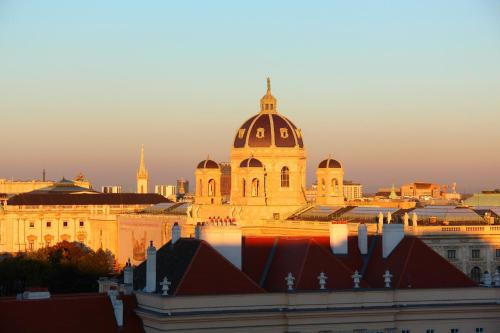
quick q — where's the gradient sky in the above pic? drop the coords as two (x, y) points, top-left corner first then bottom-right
(1, 1), (499, 193)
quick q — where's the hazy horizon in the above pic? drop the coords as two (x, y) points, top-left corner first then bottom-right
(1, 1), (499, 193)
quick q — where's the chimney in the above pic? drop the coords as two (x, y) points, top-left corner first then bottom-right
(144, 241), (156, 292)
(358, 223), (368, 255)
(377, 212), (384, 233)
(195, 223), (202, 239)
(329, 222), (348, 255)
(382, 224), (404, 258)
(21, 288), (50, 300)
(411, 212), (418, 229)
(172, 223), (181, 244)
(108, 289), (123, 327)
(200, 223), (242, 269)
(123, 258), (133, 294)
(403, 212), (409, 230)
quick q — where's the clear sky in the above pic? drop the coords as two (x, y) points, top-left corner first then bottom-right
(1, 0), (499, 193)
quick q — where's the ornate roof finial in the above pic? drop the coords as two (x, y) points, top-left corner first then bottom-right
(260, 77), (277, 113)
(284, 272), (295, 291)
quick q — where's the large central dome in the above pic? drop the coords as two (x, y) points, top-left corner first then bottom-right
(233, 78), (304, 149)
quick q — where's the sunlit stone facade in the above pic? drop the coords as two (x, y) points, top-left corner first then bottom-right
(189, 79), (343, 228)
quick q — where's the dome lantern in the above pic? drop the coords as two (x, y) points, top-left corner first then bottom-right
(260, 77), (277, 114)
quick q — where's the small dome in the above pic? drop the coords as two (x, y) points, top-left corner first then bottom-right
(318, 158), (342, 169)
(239, 157), (263, 168)
(197, 159), (219, 169)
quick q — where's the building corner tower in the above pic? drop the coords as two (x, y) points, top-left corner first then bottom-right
(137, 144), (149, 193)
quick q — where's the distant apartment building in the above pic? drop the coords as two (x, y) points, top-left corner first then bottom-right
(400, 182), (447, 200)
(101, 185), (122, 193)
(176, 178), (189, 195)
(155, 185), (177, 199)
(343, 180), (362, 200)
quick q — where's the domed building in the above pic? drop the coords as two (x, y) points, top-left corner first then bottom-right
(230, 78), (307, 207)
(316, 157), (345, 206)
(191, 79), (344, 228)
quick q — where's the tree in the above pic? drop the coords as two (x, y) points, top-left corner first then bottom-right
(0, 242), (116, 296)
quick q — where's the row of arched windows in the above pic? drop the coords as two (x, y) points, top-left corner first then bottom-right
(470, 266), (500, 283)
(241, 167), (290, 198)
(320, 178), (340, 194)
(199, 179), (217, 197)
(242, 178), (260, 197)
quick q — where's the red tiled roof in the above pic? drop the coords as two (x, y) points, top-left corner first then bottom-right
(243, 237), (368, 291)
(7, 193), (170, 206)
(134, 238), (264, 296)
(363, 236), (476, 289)
(135, 234), (475, 296)
(0, 293), (144, 333)
(175, 241), (263, 295)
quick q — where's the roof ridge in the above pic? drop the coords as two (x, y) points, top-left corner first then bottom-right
(395, 237), (416, 288)
(173, 241), (203, 296)
(189, 240), (264, 292)
(295, 240), (312, 287)
(311, 238), (359, 274)
(258, 237), (279, 287)
(360, 235), (379, 277)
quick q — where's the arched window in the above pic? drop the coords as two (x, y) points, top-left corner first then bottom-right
(44, 234), (53, 248)
(208, 179), (215, 197)
(242, 179), (246, 197)
(281, 167), (290, 188)
(321, 179), (326, 192)
(331, 178), (339, 194)
(199, 179), (203, 196)
(251, 178), (259, 197)
(470, 266), (481, 283)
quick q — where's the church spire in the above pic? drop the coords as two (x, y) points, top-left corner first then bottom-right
(137, 144), (148, 193)
(260, 77), (277, 114)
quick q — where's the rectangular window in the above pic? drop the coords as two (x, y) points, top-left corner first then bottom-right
(451, 329), (459, 333)
(472, 249), (480, 259)
(426, 330), (434, 333)
(63, 221), (68, 227)
(79, 221), (84, 227)
(46, 221), (51, 228)
(496, 249), (500, 257)
(29, 221), (35, 228)
(402, 330), (410, 333)
(447, 250), (456, 259)
(476, 328), (484, 333)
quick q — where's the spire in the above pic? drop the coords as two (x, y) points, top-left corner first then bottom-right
(137, 144), (148, 178)
(137, 144), (148, 193)
(260, 77), (277, 113)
